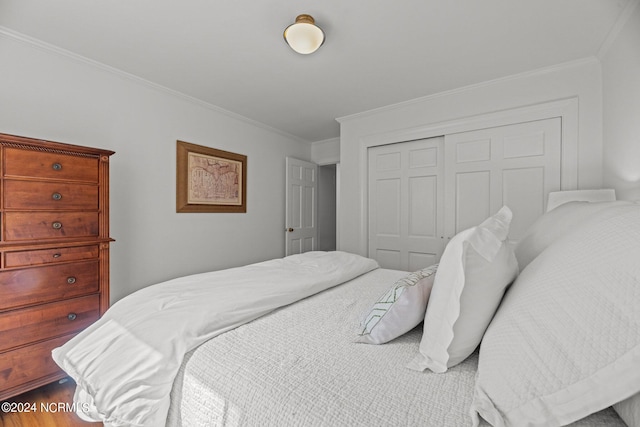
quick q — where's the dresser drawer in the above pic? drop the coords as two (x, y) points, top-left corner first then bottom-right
(3, 211), (99, 241)
(0, 295), (99, 352)
(3, 148), (99, 182)
(4, 180), (99, 210)
(4, 245), (100, 268)
(0, 260), (99, 310)
(0, 334), (70, 394)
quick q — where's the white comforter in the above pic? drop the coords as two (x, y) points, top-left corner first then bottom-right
(52, 251), (379, 427)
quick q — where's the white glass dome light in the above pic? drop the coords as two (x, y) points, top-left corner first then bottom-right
(284, 14), (325, 54)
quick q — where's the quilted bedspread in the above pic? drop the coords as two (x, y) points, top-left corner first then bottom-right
(166, 269), (625, 427)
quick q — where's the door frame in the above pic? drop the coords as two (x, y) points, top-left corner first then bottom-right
(357, 97), (579, 256)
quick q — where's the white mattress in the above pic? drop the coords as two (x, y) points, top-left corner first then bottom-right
(167, 268), (625, 426)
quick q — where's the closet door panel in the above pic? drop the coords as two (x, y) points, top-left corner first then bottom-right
(445, 118), (562, 243)
(502, 167), (546, 240)
(409, 175), (436, 237)
(368, 137), (444, 271)
(455, 138), (491, 163)
(455, 171), (491, 233)
(375, 179), (401, 235)
(408, 252), (435, 273)
(375, 249), (401, 271)
(407, 174), (439, 270)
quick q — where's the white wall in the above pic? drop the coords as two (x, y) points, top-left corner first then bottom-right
(311, 137), (340, 165)
(0, 33), (311, 303)
(337, 59), (604, 255)
(602, 2), (640, 201)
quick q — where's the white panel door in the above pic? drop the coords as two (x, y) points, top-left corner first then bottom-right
(286, 157), (318, 256)
(444, 117), (562, 243)
(368, 137), (444, 271)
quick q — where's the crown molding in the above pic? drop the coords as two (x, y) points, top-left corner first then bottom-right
(0, 26), (311, 145)
(597, 0), (640, 60)
(337, 57), (599, 124)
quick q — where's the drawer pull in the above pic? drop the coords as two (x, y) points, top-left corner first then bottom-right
(53, 253), (62, 258)
(67, 276), (77, 284)
(52, 163), (62, 171)
(52, 221), (63, 229)
(67, 313), (77, 321)
(52, 192), (62, 201)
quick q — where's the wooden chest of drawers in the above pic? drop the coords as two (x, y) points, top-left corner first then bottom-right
(0, 133), (114, 400)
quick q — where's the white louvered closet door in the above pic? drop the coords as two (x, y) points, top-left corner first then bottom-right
(368, 137), (445, 271)
(444, 117), (562, 243)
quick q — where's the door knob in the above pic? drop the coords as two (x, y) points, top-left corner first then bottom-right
(286, 228), (294, 232)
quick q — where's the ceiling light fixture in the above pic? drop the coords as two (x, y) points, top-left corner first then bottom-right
(283, 14), (325, 54)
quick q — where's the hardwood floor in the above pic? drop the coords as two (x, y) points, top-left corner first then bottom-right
(0, 378), (102, 427)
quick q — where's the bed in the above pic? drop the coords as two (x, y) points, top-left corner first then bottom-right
(52, 196), (640, 427)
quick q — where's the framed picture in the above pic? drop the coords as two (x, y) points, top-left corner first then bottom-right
(176, 140), (247, 213)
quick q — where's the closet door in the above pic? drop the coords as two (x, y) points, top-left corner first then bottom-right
(368, 137), (444, 271)
(444, 118), (562, 243)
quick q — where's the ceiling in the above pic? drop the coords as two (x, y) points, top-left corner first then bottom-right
(0, 0), (632, 142)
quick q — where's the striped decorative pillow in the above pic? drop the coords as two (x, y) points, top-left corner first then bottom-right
(356, 264), (438, 344)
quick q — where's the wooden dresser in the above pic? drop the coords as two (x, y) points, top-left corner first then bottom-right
(0, 133), (114, 400)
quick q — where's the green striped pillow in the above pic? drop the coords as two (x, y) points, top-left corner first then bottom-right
(356, 264), (438, 344)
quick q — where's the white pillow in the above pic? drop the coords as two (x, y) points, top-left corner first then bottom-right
(471, 203), (640, 427)
(614, 393), (640, 427)
(407, 206), (518, 373)
(514, 200), (632, 270)
(356, 264), (437, 344)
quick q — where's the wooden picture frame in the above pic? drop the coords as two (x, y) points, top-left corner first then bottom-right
(176, 140), (247, 213)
